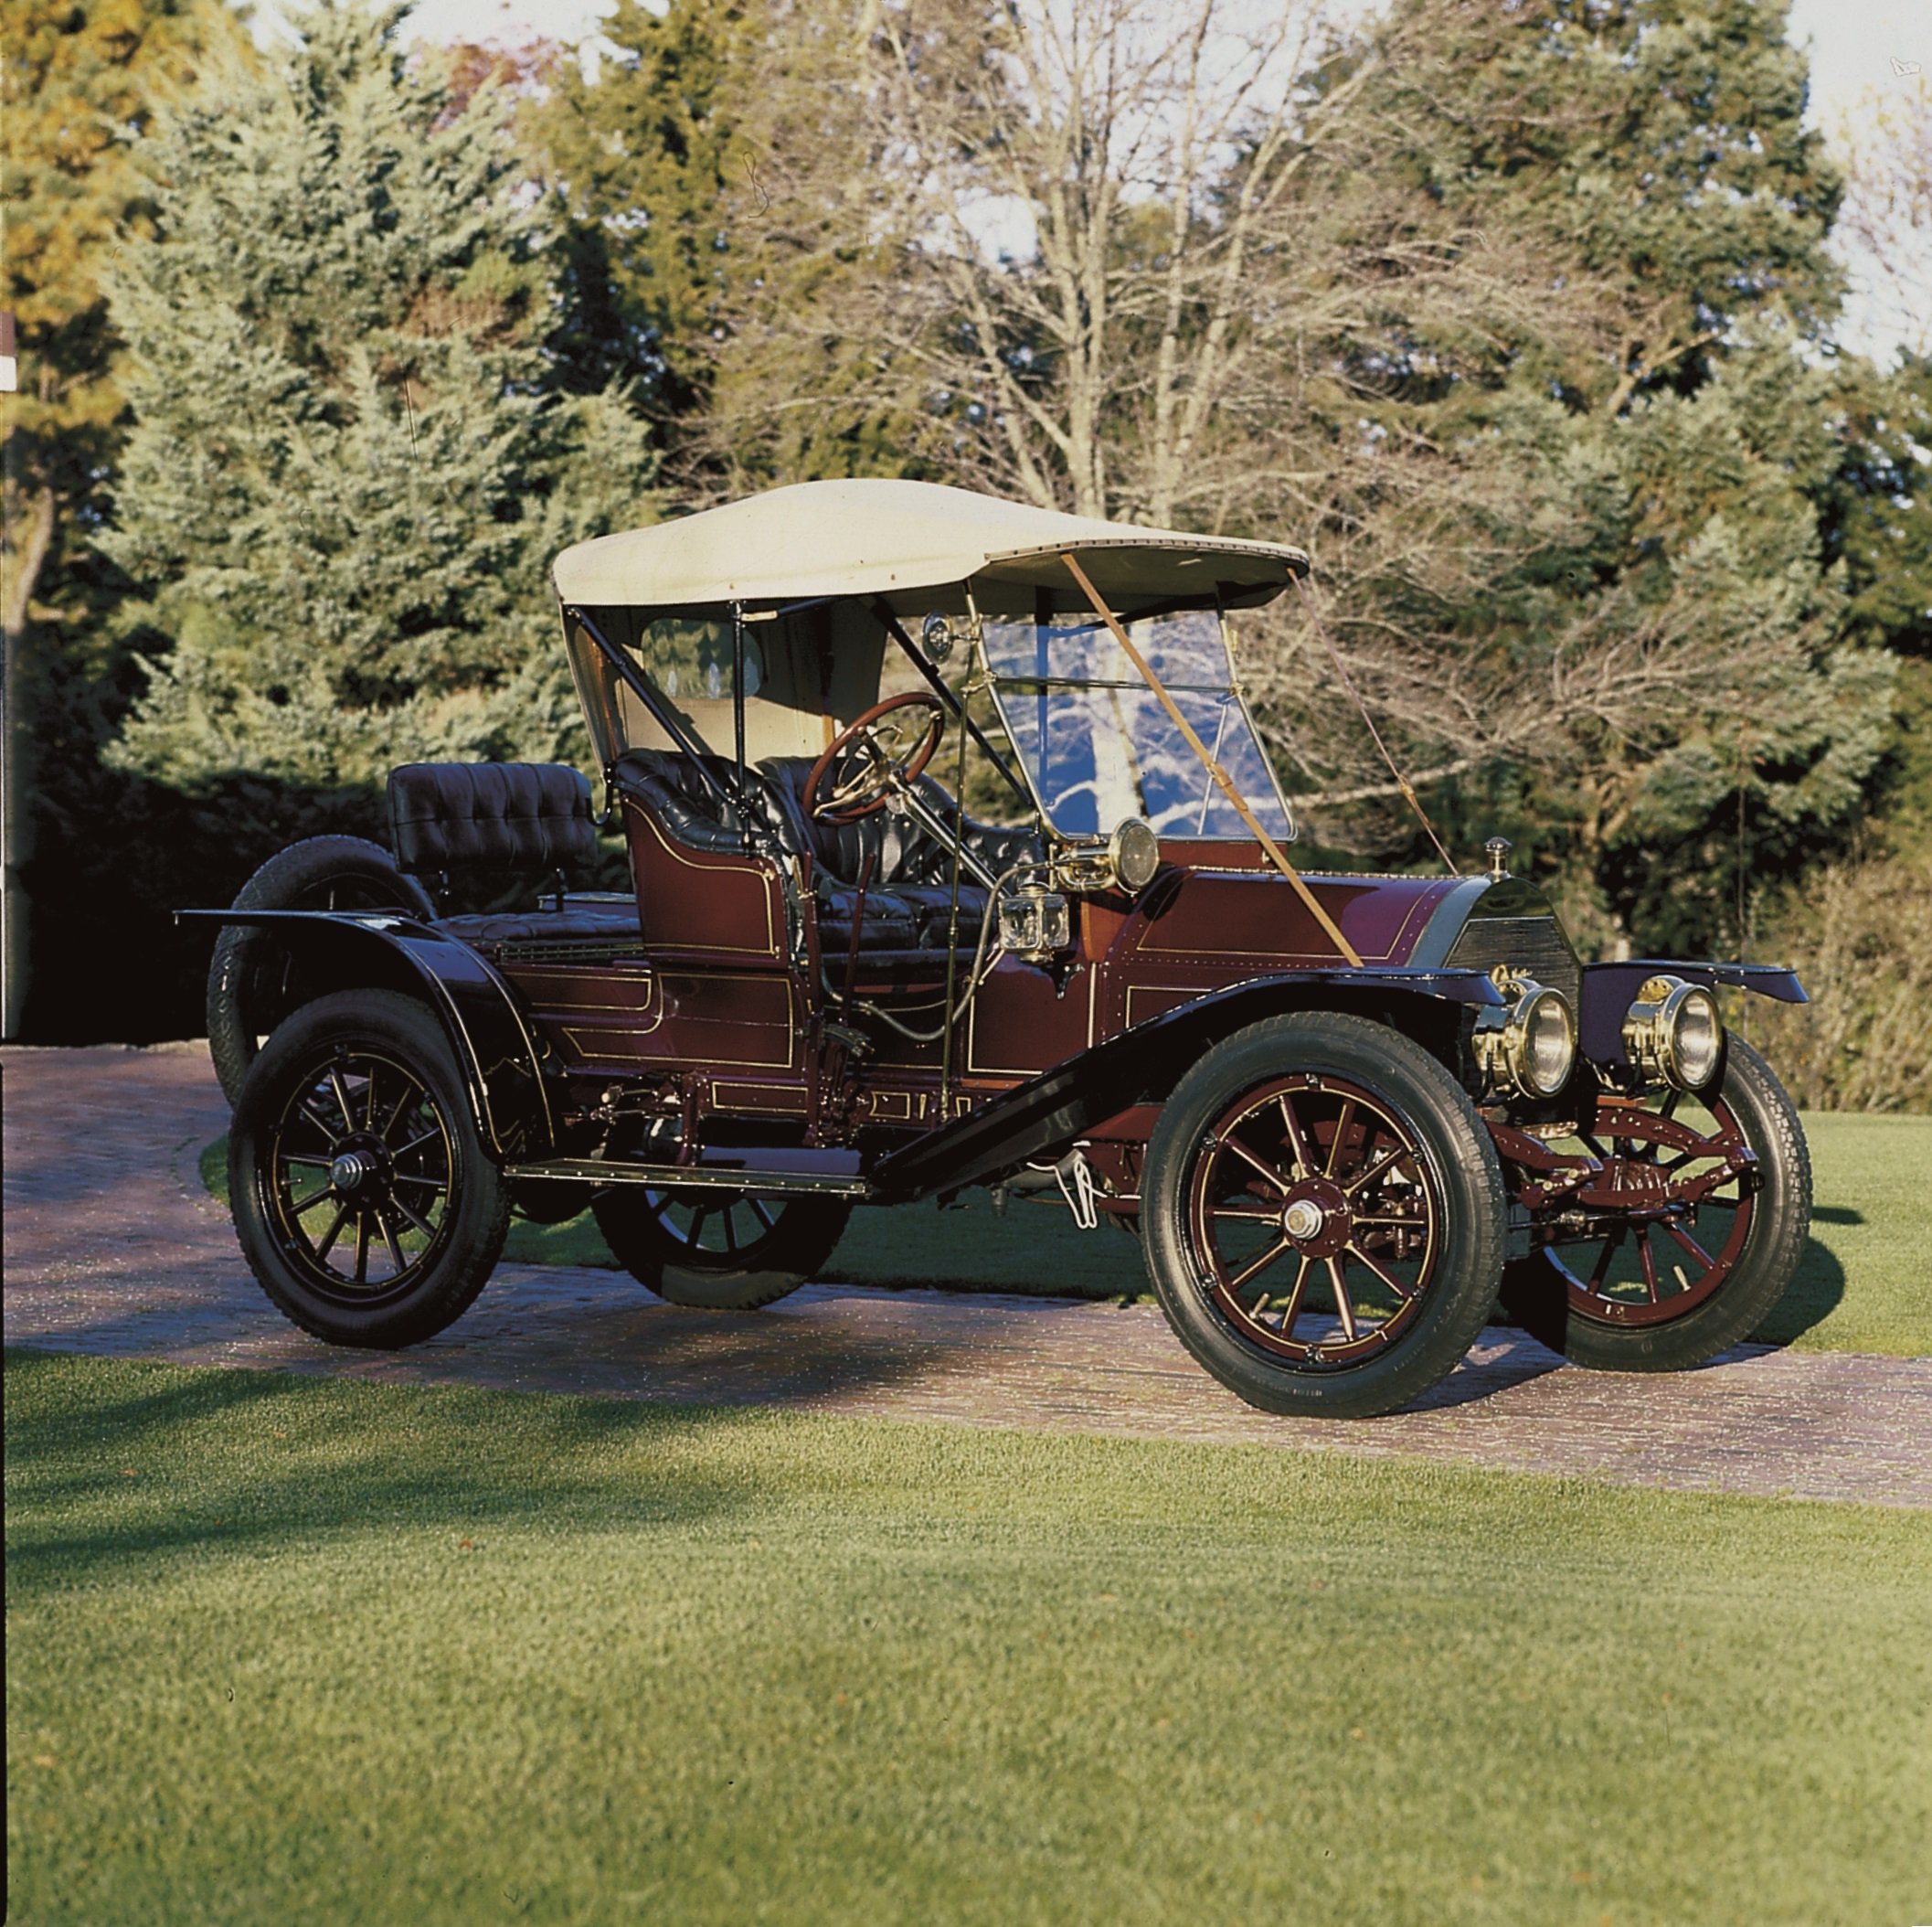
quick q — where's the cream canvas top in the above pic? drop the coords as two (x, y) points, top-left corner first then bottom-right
(550, 478), (1309, 612)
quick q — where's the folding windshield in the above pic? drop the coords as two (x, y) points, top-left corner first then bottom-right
(979, 607), (1294, 842)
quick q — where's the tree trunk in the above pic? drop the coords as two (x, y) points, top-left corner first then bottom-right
(1, 483), (53, 1036)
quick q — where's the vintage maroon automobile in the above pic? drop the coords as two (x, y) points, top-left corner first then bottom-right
(192, 481), (1812, 1417)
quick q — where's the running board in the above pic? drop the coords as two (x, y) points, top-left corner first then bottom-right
(503, 1156), (873, 1200)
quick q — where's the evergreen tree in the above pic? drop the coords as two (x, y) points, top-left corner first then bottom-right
(2, 0), (221, 648)
(1237, 0), (1899, 953)
(101, 0), (657, 796)
(2, 0), (229, 1032)
(533, 0), (759, 415)
(533, 0), (935, 489)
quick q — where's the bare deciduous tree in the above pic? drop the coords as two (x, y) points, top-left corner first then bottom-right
(701, 0), (1887, 947)
(1827, 76), (1932, 359)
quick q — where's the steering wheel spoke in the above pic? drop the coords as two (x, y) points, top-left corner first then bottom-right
(803, 693), (948, 825)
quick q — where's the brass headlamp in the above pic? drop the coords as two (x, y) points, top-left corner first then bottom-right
(1471, 970), (1577, 1099)
(1049, 816), (1161, 898)
(1621, 974), (1724, 1092)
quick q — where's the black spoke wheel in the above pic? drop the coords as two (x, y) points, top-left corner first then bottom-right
(592, 1187), (852, 1310)
(1141, 1013), (1506, 1419)
(229, 990), (508, 1347)
(1501, 1036), (1810, 1370)
(207, 836), (434, 1106)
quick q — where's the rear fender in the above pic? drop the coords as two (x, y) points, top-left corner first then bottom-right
(178, 910), (553, 1158)
(873, 968), (1502, 1201)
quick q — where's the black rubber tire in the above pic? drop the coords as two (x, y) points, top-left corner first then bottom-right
(592, 1189), (853, 1309)
(1141, 1012), (1508, 1420)
(1500, 1038), (1811, 1371)
(207, 836), (434, 1107)
(228, 989), (509, 1347)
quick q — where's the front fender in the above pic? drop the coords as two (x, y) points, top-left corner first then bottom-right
(872, 966), (1502, 1201)
(1579, 960), (1807, 1069)
(177, 910), (554, 1159)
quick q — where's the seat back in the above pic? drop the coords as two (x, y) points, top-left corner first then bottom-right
(387, 762), (596, 878)
(612, 750), (802, 859)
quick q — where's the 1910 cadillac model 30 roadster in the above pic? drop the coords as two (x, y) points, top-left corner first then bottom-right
(190, 481), (1813, 1418)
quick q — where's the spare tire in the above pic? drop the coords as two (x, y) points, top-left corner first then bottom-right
(207, 836), (434, 1107)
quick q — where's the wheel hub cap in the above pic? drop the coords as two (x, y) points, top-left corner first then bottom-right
(1280, 1176), (1351, 1257)
(330, 1150), (376, 1194)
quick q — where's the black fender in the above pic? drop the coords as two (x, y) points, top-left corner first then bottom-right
(1578, 959), (1807, 1069)
(871, 967), (1503, 1202)
(177, 910), (554, 1159)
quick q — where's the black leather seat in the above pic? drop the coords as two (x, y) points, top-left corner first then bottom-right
(612, 748), (801, 859)
(388, 761), (599, 876)
(759, 759), (1038, 955)
(387, 761), (644, 956)
(611, 745), (1038, 962)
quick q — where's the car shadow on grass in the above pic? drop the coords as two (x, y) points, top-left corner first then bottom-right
(2, 1347), (776, 1594)
(1750, 1231), (1848, 1348)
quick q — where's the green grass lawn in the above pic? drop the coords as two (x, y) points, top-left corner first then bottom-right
(203, 1110), (1932, 1355)
(7, 1348), (1929, 1926)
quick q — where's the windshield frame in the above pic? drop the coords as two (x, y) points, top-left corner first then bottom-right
(966, 585), (1297, 846)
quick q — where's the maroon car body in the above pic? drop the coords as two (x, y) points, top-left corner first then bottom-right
(195, 482), (1813, 1417)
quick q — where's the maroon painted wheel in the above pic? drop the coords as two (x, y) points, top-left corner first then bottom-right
(260, 1044), (461, 1304)
(1186, 1074), (1443, 1368)
(592, 1187), (852, 1309)
(1141, 1013), (1505, 1418)
(1502, 1036), (1812, 1371)
(229, 990), (509, 1347)
(1545, 1091), (1756, 1327)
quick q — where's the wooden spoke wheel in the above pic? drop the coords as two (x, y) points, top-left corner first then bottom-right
(1549, 1092), (1756, 1325)
(229, 991), (508, 1347)
(1142, 1014), (1506, 1419)
(264, 1049), (456, 1299)
(593, 1187), (853, 1309)
(1187, 1074), (1440, 1368)
(1502, 1036), (1811, 1370)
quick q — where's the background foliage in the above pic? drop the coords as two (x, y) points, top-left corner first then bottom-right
(3, 0), (1927, 1104)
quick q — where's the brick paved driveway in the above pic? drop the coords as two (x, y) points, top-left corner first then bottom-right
(5, 1043), (1927, 1506)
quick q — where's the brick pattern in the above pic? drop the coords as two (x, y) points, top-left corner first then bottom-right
(4, 1044), (1927, 1507)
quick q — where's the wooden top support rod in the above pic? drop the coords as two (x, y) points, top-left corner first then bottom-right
(1059, 552), (1364, 969)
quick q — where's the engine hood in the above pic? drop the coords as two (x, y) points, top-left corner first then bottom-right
(1127, 866), (1574, 978)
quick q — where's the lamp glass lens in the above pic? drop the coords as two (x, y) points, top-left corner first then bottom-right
(1672, 990), (1721, 1088)
(1114, 818), (1160, 891)
(1525, 992), (1576, 1093)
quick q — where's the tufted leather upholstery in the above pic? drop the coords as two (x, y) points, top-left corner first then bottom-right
(388, 762), (597, 877)
(612, 749), (802, 858)
(610, 745), (1041, 957)
(435, 896), (642, 953)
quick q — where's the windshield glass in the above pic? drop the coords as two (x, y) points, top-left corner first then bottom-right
(980, 607), (1294, 841)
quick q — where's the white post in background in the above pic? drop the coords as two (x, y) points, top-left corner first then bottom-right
(1, 304), (27, 1038)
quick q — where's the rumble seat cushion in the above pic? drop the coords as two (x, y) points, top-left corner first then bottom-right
(388, 762), (597, 876)
(434, 896), (642, 953)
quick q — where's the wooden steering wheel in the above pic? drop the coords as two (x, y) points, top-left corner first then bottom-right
(803, 692), (948, 825)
